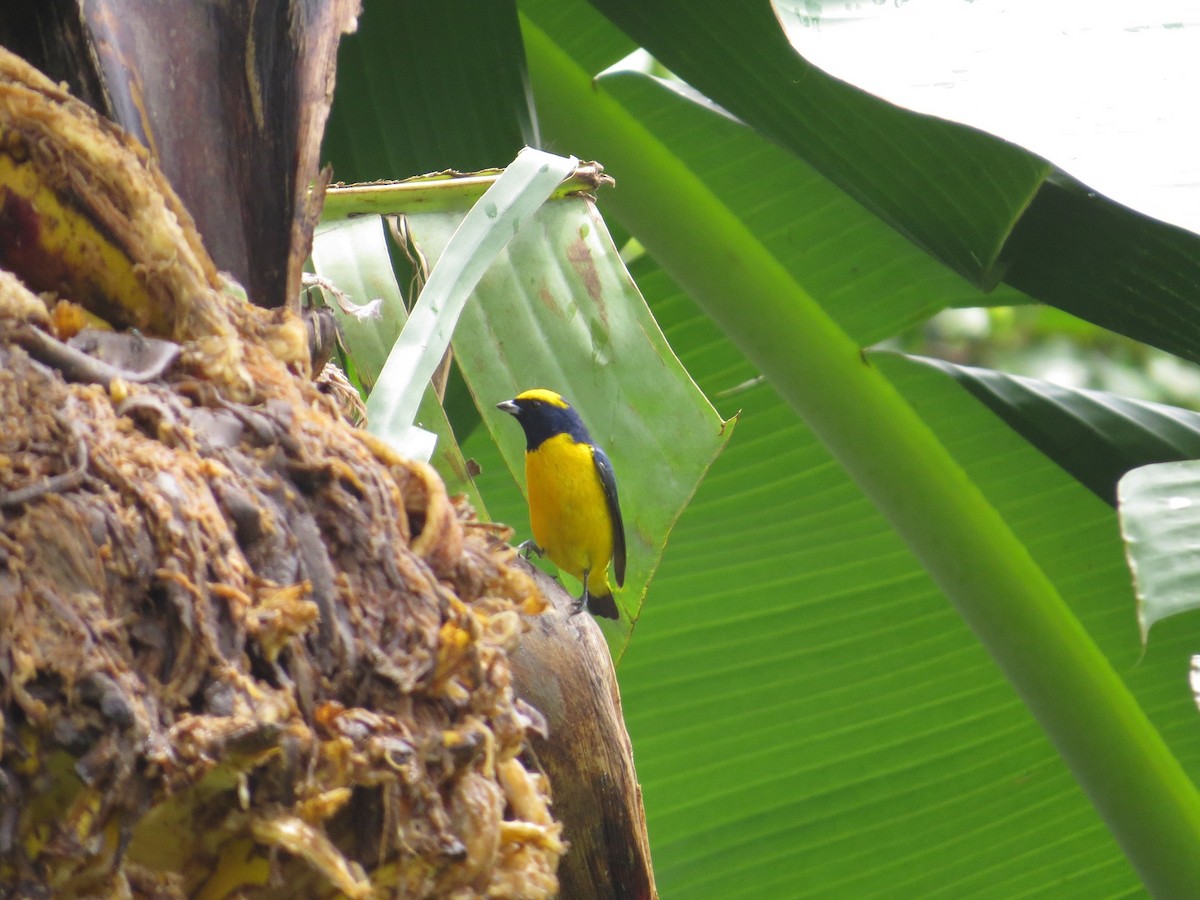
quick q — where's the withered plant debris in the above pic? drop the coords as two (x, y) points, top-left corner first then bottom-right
(14, 326), (181, 387)
(0, 46), (562, 898)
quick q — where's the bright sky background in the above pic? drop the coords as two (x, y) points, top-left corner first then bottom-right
(774, 0), (1200, 236)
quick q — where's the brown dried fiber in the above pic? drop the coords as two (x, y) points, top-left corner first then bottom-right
(0, 46), (561, 898)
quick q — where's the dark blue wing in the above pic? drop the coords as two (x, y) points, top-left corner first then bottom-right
(591, 444), (626, 587)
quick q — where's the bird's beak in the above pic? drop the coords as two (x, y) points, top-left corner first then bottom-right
(496, 399), (519, 416)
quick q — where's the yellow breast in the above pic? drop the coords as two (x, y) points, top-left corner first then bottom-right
(525, 433), (614, 586)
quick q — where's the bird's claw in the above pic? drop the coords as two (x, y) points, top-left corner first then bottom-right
(517, 540), (544, 560)
(569, 578), (590, 617)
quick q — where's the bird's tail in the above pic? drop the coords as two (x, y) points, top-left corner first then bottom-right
(587, 591), (619, 620)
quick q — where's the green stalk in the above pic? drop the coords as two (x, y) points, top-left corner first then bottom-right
(319, 165), (609, 220)
(520, 16), (1200, 896)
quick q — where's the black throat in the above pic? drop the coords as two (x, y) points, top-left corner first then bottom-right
(519, 403), (592, 451)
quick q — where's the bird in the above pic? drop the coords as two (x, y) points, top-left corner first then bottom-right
(496, 388), (625, 620)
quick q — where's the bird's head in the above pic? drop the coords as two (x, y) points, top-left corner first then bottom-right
(497, 388), (591, 450)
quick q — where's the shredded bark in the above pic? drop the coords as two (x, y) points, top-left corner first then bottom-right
(0, 44), (561, 897)
(0, 293), (560, 897)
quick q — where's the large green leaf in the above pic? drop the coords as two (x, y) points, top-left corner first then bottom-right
(1002, 180), (1200, 365)
(360, 150), (578, 442)
(322, 0), (535, 178)
(1119, 461), (1200, 643)
(594, 67), (1029, 344)
(619, 261), (1200, 897)
(577, 0), (1200, 364)
(573, 0), (1049, 286)
(907, 355), (1200, 505)
(773, 1), (1200, 237)
(398, 189), (729, 638)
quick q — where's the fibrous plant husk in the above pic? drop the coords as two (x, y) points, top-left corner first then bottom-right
(510, 566), (658, 900)
(0, 45), (562, 898)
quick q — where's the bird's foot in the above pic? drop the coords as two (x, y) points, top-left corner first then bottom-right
(517, 540), (544, 560)
(569, 570), (591, 617)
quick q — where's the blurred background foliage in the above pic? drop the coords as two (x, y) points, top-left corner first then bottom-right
(898, 306), (1200, 410)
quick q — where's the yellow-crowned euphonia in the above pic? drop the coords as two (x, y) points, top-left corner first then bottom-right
(497, 389), (625, 620)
